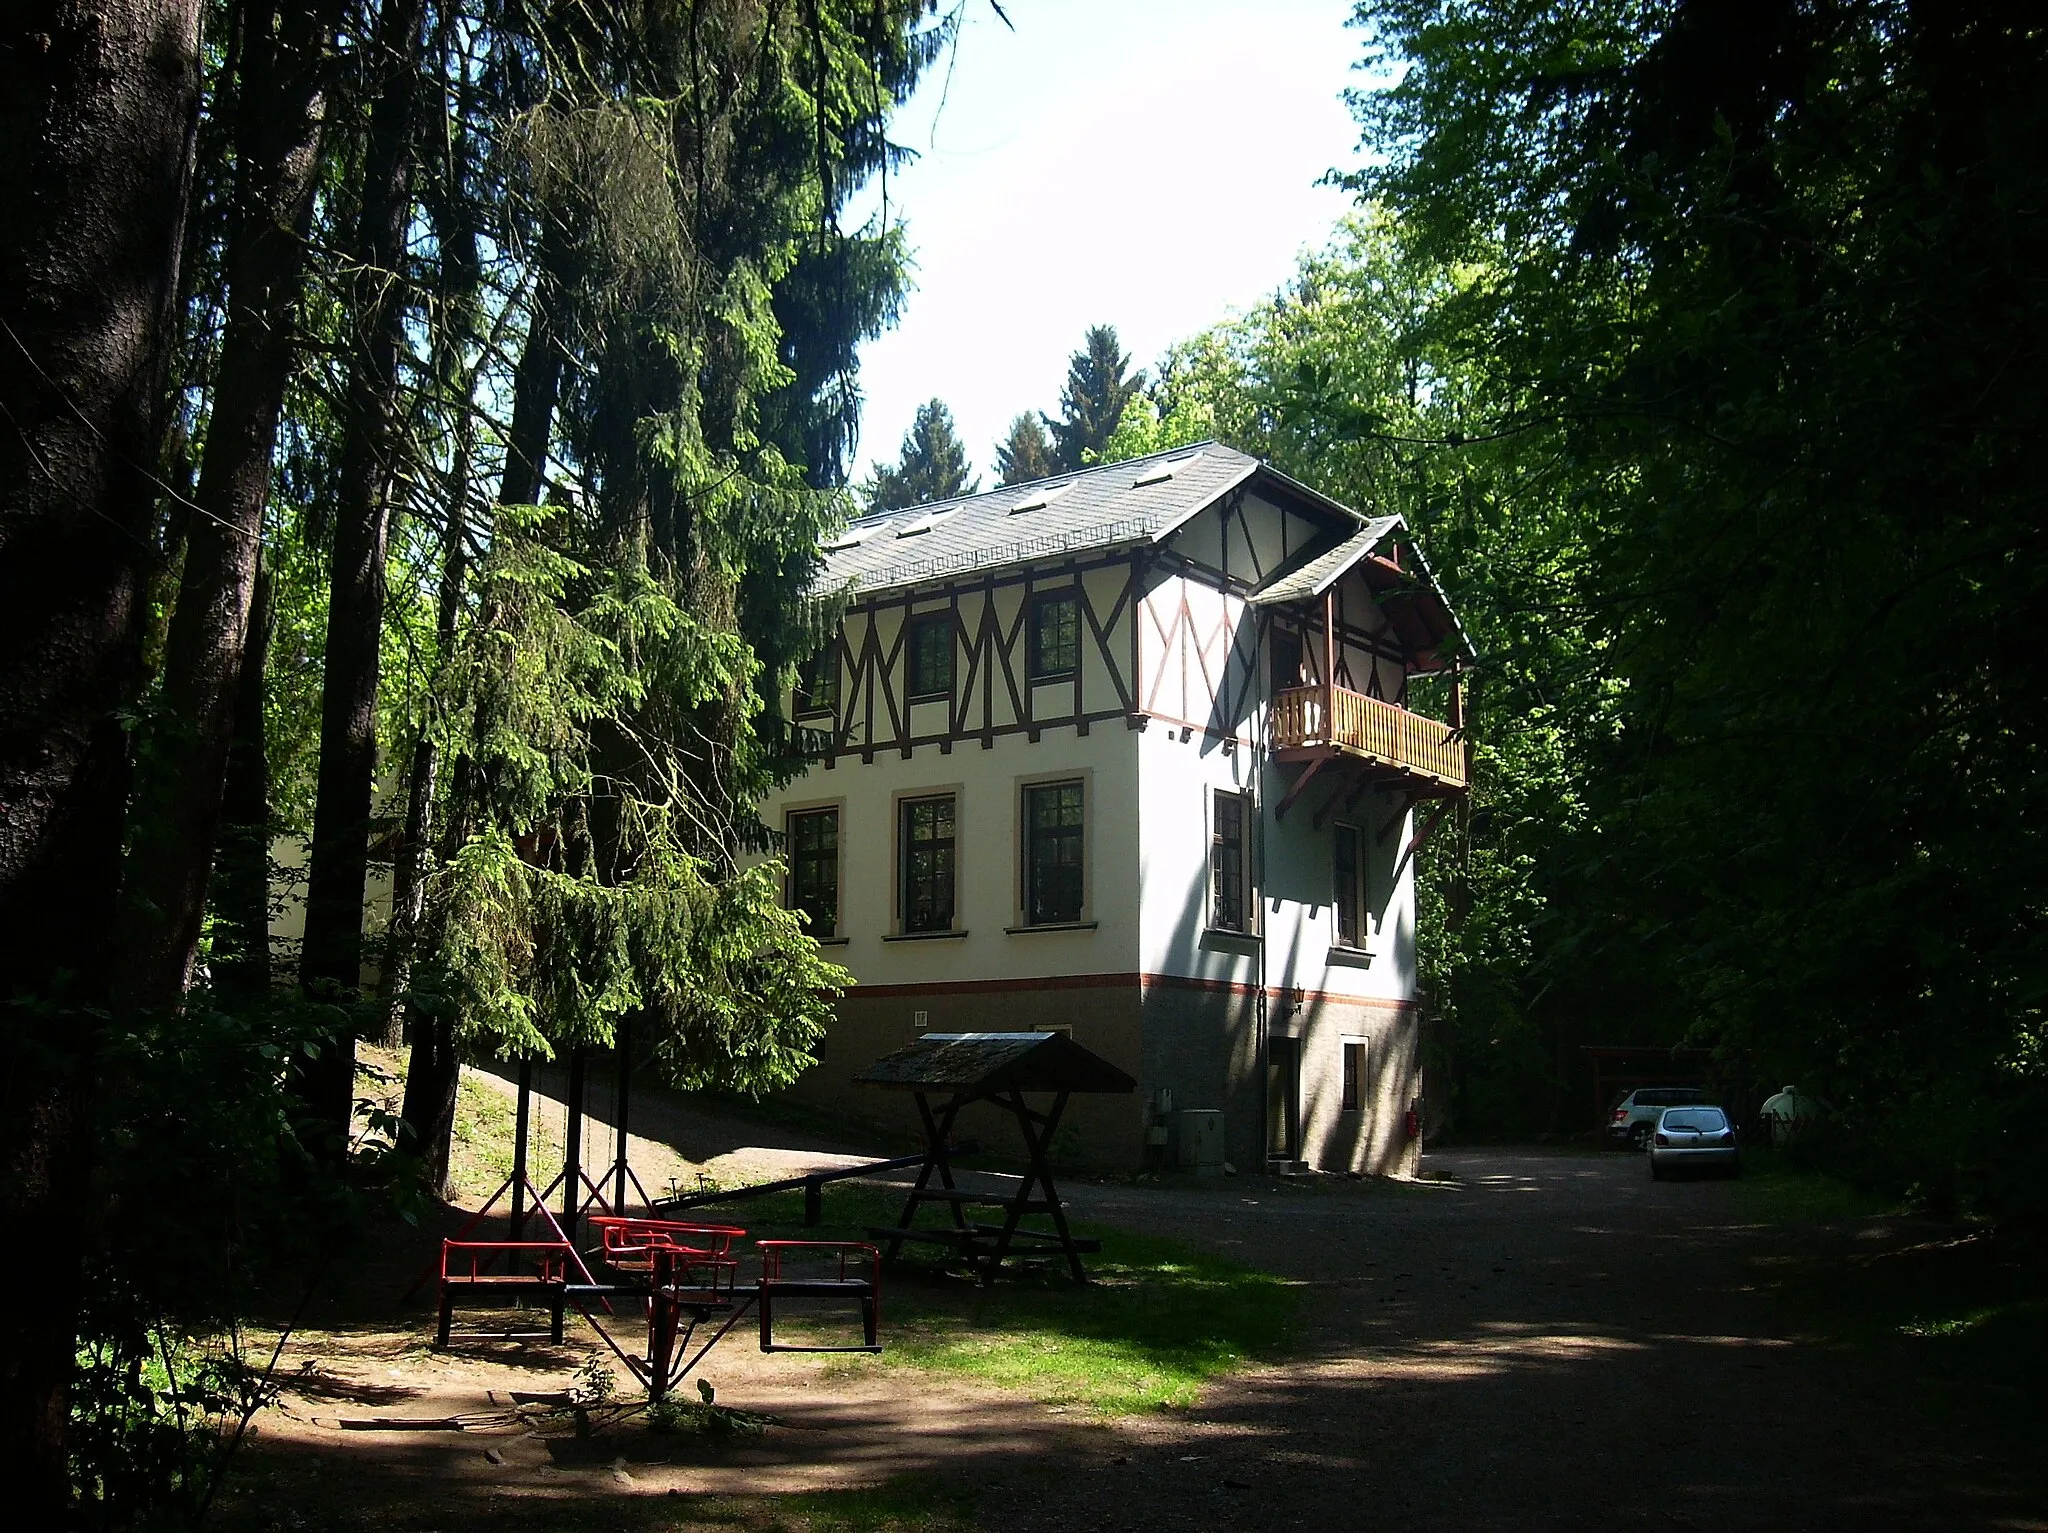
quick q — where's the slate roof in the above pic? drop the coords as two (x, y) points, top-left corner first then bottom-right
(816, 441), (1474, 661)
(819, 442), (1269, 598)
(854, 1032), (1138, 1095)
(1249, 517), (1403, 605)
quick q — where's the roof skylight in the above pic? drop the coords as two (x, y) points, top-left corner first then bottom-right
(1009, 483), (1074, 514)
(894, 507), (958, 538)
(824, 519), (891, 551)
(1132, 449), (1205, 489)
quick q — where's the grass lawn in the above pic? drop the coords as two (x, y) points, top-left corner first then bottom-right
(690, 1181), (1295, 1416)
(1732, 1149), (1901, 1226)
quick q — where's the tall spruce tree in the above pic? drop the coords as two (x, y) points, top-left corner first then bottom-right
(0, 0), (955, 1508)
(994, 411), (1056, 485)
(866, 398), (979, 510)
(1044, 324), (1143, 470)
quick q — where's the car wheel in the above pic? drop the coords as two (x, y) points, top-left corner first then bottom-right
(1630, 1123), (1652, 1152)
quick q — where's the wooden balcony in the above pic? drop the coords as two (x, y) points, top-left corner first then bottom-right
(1271, 684), (1468, 792)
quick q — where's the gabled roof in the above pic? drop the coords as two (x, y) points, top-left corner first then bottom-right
(816, 441), (1473, 662)
(854, 1032), (1138, 1095)
(819, 443), (1271, 598)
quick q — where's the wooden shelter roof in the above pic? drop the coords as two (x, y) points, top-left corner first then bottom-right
(854, 1032), (1136, 1096)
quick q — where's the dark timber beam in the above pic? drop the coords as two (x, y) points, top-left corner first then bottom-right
(1274, 755), (1329, 822)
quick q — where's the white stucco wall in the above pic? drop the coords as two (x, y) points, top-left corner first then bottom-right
(759, 720), (1142, 994)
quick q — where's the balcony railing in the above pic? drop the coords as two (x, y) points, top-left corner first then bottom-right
(1272, 684), (1468, 790)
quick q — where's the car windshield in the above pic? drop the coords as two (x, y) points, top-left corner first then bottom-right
(1662, 1108), (1727, 1130)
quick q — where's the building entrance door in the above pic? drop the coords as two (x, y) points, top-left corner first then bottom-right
(1266, 1036), (1301, 1162)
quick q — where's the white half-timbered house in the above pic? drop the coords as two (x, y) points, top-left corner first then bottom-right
(762, 442), (1471, 1177)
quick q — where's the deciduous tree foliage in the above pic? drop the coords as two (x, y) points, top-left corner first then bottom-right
(1344, 0), (2048, 1208)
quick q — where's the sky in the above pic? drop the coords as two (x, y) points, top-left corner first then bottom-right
(847, 0), (1371, 486)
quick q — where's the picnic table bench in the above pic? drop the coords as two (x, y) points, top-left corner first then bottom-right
(436, 1240), (574, 1346)
(432, 1216), (884, 1403)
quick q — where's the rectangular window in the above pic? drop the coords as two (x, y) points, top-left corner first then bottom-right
(785, 808), (839, 938)
(907, 612), (953, 699)
(899, 795), (956, 933)
(1029, 592), (1080, 679)
(1210, 790), (1249, 932)
(1341, 1039), (1368, 1113)
(795, 647), (838, 716)
(1024, 780), (1085, 925)
(1334, 822), (1364, 948)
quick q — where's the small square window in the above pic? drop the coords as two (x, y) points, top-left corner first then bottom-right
(796, 647), (838, 716)
(1210, 790), (1250, 933)
(900, 795), (956, 933)
(1024, 780), (1084, 924)
(907, 612), (953, 699)
(786, 808), (839, 939)
(1029, 593), (1079, 679)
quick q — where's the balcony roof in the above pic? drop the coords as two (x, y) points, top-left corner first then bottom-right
(1248, 517), (1403, 604)
(1250, 516), (1476, 668)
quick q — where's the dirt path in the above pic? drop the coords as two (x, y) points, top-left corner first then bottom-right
(228, 1145), (2044, 1532)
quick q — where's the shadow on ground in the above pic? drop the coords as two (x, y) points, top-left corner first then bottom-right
(216, 1148), (2047, 1533)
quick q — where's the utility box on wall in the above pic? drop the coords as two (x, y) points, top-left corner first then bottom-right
(1177, 1109), (1225, 1175)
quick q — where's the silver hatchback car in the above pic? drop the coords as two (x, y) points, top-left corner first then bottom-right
(1649, 1105), (1740, 1180)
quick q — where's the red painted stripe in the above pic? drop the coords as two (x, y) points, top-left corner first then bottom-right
(841, 970), (1416, 1012)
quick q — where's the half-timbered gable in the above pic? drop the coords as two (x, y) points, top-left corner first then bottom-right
(760, 443), (1471, 1180)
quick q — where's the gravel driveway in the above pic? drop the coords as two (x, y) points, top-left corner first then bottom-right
(259, 1086), (2043, 1533)
(963, 1149), (2047, 1533)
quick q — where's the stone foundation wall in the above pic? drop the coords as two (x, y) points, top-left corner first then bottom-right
(783, 978), (1419, 1179)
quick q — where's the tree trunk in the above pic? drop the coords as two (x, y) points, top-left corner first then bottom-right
(0, 0), (202, 1510)
(212, 555), (275, 1001)
(117, 0), (340, 1009)
(397, 987), (463, 1192)
(499, 272), (564, 509)
(298, 0), (427, 1148)
(376, 510), (463, 1046)
(377, 78), (481, 1050)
